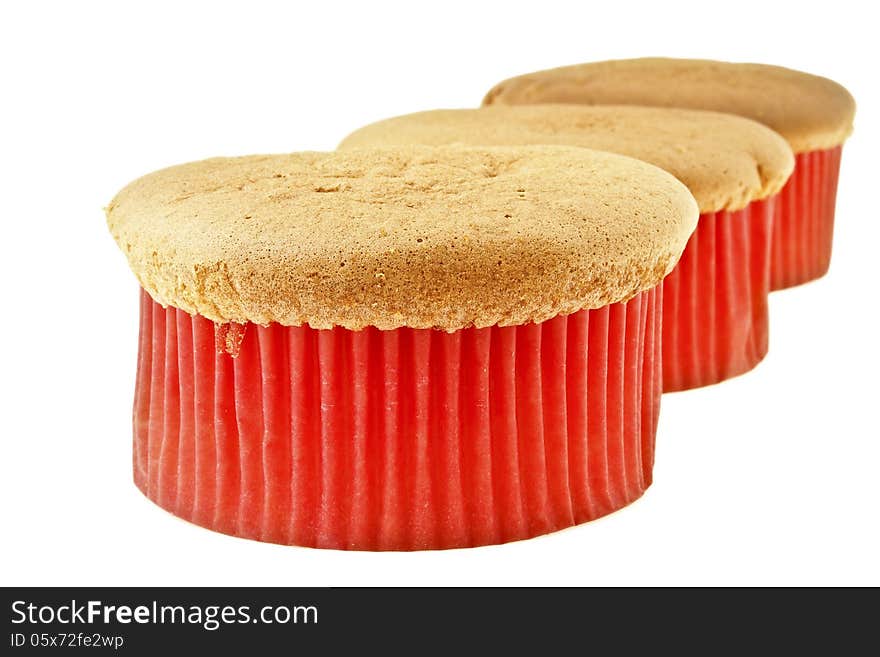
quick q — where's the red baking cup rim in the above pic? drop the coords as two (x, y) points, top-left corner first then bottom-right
(662, 196), (774, 392)
(771, 146), (843, 291)
(133, 286), (662, 550)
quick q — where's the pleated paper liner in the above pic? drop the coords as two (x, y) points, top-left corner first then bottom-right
(662, 196), (774, 392)
(133, 285), (662, 551)
(771, 146), (843, 290)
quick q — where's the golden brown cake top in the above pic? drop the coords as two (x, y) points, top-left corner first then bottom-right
(483, 58), (855, 153)
(339, 105), (794, 213)
(106, 146), (698, 330)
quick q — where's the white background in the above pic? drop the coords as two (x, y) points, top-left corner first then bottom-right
(2, 0), (878, 586)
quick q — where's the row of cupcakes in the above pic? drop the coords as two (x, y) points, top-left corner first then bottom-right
(107, 58), (854, 550)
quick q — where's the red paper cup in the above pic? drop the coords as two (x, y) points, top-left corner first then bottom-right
(771, 146), (843, 290)
(133, 285), (662, 550)
(662, 197), (774, 392)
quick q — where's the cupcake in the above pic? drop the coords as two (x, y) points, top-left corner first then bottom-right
(339, 105), (794, 391)
(107, 146), (697, 550)
(483, 58), (855, 290)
